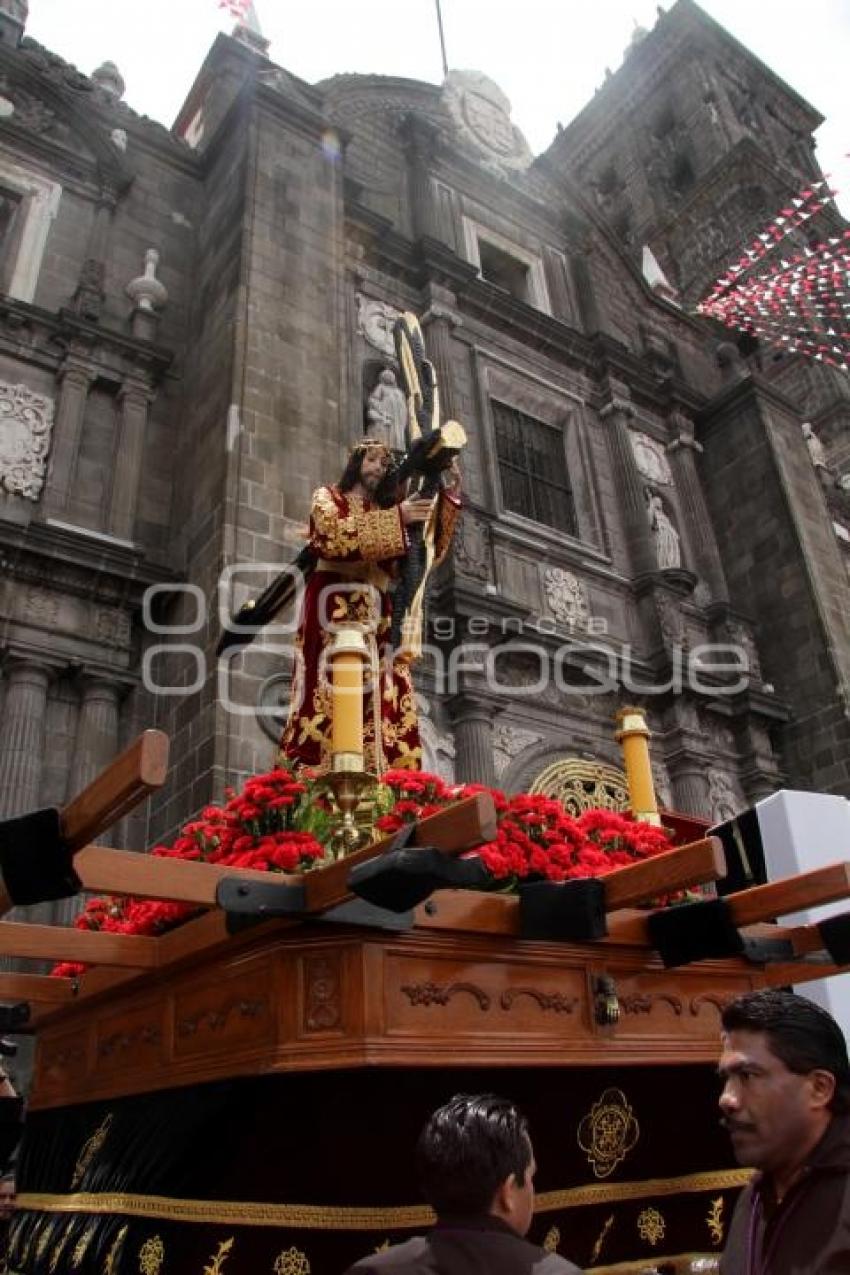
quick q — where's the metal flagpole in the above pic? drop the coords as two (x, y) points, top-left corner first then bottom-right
(434, 0), (449, 79)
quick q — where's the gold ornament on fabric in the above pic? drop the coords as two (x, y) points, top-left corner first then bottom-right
(590, 1214), (615, 1264)
(139, 1235), (166, 1275)
(104, 1224), (128, 1275)
(577, 1088), (640, 1179)
(72, 1219), (98, 1268)
(49, 1220), (74, 1273)
(273, 1248), (311, 1275)
(637, 1207), (666, 1246)
(71, 1113), (114, 1190)
(543, 1226), (560, 1253)
(203, 1237), (235, 1273)
(707, 1195), (725, 1246)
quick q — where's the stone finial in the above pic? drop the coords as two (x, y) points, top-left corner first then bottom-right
(91, 61), (126, 100)
(0, 0), (27, 48)
(126, 249), (167, 314)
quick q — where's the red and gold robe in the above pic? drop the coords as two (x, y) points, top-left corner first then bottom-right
(280, 485), (460, 776)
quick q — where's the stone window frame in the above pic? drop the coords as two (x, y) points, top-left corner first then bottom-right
(461, 215), (551, 314)
(490, 398), (578, 537)
(475, 352), (607, 559)
(0, 158), (61, 303)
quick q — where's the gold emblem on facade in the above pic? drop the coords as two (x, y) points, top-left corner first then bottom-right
(71, 1112), (114, 1189)
(543, 1226), (560, 1253)
(203, 1237), (235, 1274)
(139, 1235), (166, 1275)
(577, 1088), (640, 1178)
(637, 1207), (666, 1246)
(707, 1195), (725, 1245)
(273, 1247), (311, 1275)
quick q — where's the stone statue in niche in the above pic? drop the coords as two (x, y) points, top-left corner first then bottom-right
(646, 490), (681, 569)
(366, 368), (408, 452)
(802, 421), (833, 483)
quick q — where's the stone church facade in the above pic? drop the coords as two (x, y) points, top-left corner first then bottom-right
(0, 0), (847, 855)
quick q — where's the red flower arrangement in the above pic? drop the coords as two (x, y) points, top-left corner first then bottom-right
(52, 767), (672, 978)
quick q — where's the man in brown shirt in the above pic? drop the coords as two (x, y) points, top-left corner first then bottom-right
(343, 1093), (582, 1274)
(719, 989), (850, 1274)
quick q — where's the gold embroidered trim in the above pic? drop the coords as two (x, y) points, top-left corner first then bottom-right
(17, 1170), (753, 1232)
(311, 489), (405, 564)
(588, 1254), (721, 1274)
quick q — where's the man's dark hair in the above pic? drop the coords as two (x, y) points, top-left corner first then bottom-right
(415, 1093), (531, 1217)
(722, 989), (850, 1113)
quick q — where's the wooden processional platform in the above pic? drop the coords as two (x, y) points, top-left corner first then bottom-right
(3, 732), (850, 1274)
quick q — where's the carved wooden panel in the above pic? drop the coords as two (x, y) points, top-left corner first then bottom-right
(36, 1027), (90, 1100)
(172, 967), (274, 1061)
(300, 952), (343, 1035)
(93, 1003), (165, 1078)
(605, 971), (748, 1040)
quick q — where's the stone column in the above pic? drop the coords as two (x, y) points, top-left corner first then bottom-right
(448, 694), (501, 787)
(46, 354), (95, 511)
(422, 302), (461, 424)
(56, 672), (123, 925)
(107, 374), (152, 541)
(666, 408), (729, 603)
(599, 393), (657, 577)
(67, 674), (122, 797)
(668, 754), (712, 818)
(399, 113), (439, 242)
(0, 653), (54, 816)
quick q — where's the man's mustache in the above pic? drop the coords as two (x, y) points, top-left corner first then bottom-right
(721, 1116), (757, 1134)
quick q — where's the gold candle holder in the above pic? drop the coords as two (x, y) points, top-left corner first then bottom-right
(321, 626), (379, 857)
(615, 706), (661, 826)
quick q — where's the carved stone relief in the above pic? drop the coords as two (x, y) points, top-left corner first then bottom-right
(452, 513), (491, 582)
(724, 620), (762, 680)
(654, 593), (684, 647)
(542, 567), (590, 628)
(442, 70), (533, 175)
(493, 724), (543, 778)
(355, 294), (399, 357)
(94, 607), (131, 648)
(23, 586), (59, 627)
(630, 431), (672, 485)
(418, 696), (456, 783)
(708, 768), (743, 823)
(0, 380), (54, 499)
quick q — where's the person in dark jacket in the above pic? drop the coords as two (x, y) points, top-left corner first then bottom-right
(343, 1093), (582, 1274)
(719, 988), (850, 1274)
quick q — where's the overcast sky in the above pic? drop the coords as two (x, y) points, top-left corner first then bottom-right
(25, 0), (849, 212)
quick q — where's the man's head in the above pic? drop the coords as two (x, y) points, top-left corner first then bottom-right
(0, 1172), (15, 1223)
(718, 990), (850, 1181)
(415, 1093), (536, 1235)
(338, 439), (392, 496)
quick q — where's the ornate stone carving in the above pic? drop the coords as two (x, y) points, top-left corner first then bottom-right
(23, 586), (59, 627)
(654, 592), (684, 647)
(630, 431), (672, 485)
(94, 607), (131, 648)
(723, 620), (762, 680)
(646, 492), (681, 569)
(452, 512), (491, 582)
(418, 699), (456, 783)
(652, 762), (674, 811)
(355, 294), (400, 357)
(0, 381), (54, 500)
(493, 724), (542, 777)
(366, 368), (407, 451)
(708, 769), (742, 824)
(442, 70), (532, 175)
(542, 566), (590, 628)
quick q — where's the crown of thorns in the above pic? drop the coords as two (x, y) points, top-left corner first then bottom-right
(349, 437), (393, 458)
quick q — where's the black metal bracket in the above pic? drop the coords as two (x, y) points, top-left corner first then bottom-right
(216, 877), (307, 922)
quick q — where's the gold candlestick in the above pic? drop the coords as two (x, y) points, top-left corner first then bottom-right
(615, 706), (661, 826)
(321, 626), (378, 857)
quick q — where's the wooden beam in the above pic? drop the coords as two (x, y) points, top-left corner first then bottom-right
(303, 792), (498, 913)
(0, 973), (77, 1005)
(0, 922), (158, 968)
(728, 863), (850, 927)
(61, 729), (169, 850)
(416, 838), (727, 939)
(73, 846), (294, 907)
